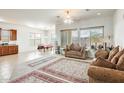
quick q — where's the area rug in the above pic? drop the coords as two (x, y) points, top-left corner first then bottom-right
(38, 58), (90, 83)
(9, 71), (67, 83)
(28, 56), (57, 67)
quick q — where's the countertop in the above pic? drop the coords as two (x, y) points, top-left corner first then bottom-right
(0, 44), (18, 46)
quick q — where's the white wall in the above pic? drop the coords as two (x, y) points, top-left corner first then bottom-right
(113, 10), (124, 48)
(56, 15), (114, 46)
(0, 22), (43, 53)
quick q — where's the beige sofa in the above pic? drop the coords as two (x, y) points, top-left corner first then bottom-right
(88, 65), (124, 83)
(88, 46), (124, 83)
(65, 43), (86, 59)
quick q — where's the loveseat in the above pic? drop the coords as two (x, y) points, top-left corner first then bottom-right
(65, 43), (86, 59)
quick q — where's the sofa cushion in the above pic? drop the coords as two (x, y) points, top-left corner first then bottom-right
(108, 46), (119, 61)
(91, 57), (116, 69)
(70, 43), (81, 51)
(111, 49), (124, 64)
(66, 50), (82, 56)
(116, 54), (124, 71)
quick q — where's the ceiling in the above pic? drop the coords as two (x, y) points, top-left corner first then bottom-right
(0, 9), (116, 29)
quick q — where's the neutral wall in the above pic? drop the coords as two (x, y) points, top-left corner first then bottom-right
(56, 15), (114, 46)
(0, 22), (43, 53)
(113, 9), (124, 48)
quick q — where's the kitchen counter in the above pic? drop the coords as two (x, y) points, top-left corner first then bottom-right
(0, 45), (18, 56)
(0, 44), (18, 46)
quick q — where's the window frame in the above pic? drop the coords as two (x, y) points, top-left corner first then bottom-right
(60, 26), (104, 47)
(80, 26), (104, 46)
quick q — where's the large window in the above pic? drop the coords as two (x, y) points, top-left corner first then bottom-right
(80, 26), (104, 47)
(72, 30), (78, 43)
(51, 31), (56, 45)
(61, 29), (78, 48)
(61, 31), (68, 48)
(61, 26), (104, 48)
(90, 27), (104, 46)
(80, 29), (90, 47)
(29, 33), (42, 46)
(35, 33), (41, 45)
(29, 30), (56, 46)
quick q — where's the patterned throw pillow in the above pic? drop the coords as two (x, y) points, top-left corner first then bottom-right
(70, 43), (81, 51)
(116, 54), (124, 71)
(73, 43), (81, 51)
(111, 49), (124, 64)
(91, 57), (116, 69)
(108, 46), (119, 61)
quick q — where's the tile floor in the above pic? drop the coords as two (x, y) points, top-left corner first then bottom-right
(0, 50), (92, 83)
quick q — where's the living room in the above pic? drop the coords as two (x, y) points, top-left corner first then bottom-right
(0, 9), (124, 83)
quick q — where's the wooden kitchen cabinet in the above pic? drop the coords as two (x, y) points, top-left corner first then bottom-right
(0, 28), (17, 41)
(9, 45), (18, 54)
(2, 46), (9, 55)
(0, 29), (1, 41)
(10, 29), (17, 41)
(0, 46), (2, 56)
(0, 28), (18, 56)
(0, 45), (18, 56)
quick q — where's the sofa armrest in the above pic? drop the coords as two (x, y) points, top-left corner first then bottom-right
(88, 66), (124, 83)
(91, 57), (116, 69)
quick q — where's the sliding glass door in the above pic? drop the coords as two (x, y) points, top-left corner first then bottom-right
(72, 30), (79, 43)
(80, 29), (90, 47)
(61, 26), (104, 48)
(61, 31), (68, 48)
(61, 29), (78, 48)
(80, 26), (104, 48)
(90, 27), (104, 46)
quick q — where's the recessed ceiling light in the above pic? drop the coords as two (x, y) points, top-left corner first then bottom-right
(97, 13), (101, 15)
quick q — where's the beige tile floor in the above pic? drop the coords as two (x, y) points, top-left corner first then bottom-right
(0, 50), (92, 83)
(0, 50), (55, 82)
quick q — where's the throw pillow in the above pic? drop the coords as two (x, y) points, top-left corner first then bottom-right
(111, 49), (124, 64)
(108, 46), (119, 61)
(74, 43), (81, 51)
(116, 54), (124, 71)
(91, 57), (116, 69)
(70, 43), (81, 51)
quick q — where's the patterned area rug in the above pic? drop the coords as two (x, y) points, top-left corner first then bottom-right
(9, 71), (67, 83)
(38, 58), (90, 83)
(28, 56), (57, 67)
